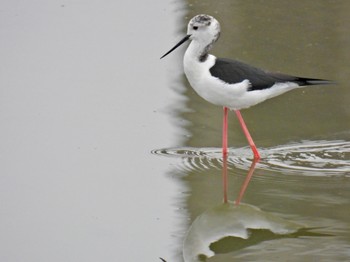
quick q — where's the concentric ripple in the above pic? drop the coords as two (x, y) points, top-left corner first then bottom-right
(152, 140), (350, 176)
(262, 140), (350, 176)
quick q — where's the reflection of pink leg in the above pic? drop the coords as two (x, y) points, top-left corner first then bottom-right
(234, 110), (260, 160)
(222, 107), (228, 157)
(222, 153), (228, 204)
(235, 158), (259, 205)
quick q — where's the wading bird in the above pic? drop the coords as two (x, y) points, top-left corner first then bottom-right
(161, 14), (332, 159)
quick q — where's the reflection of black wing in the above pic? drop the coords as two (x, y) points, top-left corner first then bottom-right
(210, 228), (333, 254)
(209, 58), (332, 91)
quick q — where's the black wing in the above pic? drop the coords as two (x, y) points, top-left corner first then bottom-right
(209, 58), (332, 91)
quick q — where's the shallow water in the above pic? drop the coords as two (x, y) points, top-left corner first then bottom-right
(0, 0), (349, 261)
(153, 140), (350, 261)
(153, 140), (350, 176)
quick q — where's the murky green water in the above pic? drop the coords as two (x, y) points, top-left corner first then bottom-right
(157, 0), (350, 261)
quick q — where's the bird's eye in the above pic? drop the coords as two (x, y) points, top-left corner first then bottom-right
(193, 26), (198, 30)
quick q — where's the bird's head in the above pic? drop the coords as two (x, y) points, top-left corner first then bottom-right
(187, 14), (221, 44)
(160, 14), (220, 59)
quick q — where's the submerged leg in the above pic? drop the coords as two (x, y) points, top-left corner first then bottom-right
(234, 110), (260, 160)
(222, 107), (229, 156)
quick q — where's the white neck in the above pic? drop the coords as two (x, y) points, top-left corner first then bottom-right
(185, 40), (212, 62)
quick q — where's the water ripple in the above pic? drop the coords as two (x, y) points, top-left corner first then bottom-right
(152, 140), (350, 176)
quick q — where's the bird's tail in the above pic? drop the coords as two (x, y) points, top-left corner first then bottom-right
(298, 77), (335, 86)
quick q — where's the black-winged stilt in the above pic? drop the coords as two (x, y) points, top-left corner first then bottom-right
(161, 14), (333, 159)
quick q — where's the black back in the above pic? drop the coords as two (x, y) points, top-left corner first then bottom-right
(209, 58), (331, 91)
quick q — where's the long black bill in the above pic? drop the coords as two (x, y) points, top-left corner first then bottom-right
(160, 35), (191, 59)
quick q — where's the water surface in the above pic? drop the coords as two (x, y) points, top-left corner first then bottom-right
(158, 0), (350, 261)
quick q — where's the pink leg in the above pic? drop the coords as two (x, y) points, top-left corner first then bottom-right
(222, 152), (228, 204)
(222, 107), (228, 156)
(235, 110), (260, 160)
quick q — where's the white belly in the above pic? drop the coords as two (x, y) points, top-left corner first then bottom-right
(184, 54), (299, 110)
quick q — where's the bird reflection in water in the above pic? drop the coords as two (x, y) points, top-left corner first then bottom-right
(222, 154), (258, 205)
(182, 155), (326, 262)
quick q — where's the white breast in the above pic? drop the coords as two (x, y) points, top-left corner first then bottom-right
(184, 51), (251, 109)
(183, 47), (300, 110)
